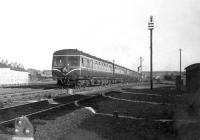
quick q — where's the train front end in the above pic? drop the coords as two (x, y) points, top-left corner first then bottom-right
(52, 50), (81, 86)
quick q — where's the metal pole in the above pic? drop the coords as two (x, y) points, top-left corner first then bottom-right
(139, 57), (143, 82)
(179, 48), (182, 92)
(148, 16), (154, 90)
(179, 48), (182, 78)
(150, 29), (153, 90)
(140, 57), (143, 74)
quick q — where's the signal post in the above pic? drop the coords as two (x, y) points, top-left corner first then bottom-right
(148, 16), (154, 90)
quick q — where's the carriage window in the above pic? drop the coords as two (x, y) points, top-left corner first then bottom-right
(82, 58), (84, 63)
(87, 59), (89, 67)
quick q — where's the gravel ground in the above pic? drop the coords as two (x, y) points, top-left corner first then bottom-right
(80, 97), (175, 120)
(29, 85), (158, 139)
(80, 115), (176, 140)
(0, 83), (133, 108)
(0, 88), (41, 95)
(30, 84), (198, 140)
(107, 91), (185, 104)
(0, 88), (69, 108)
(33, 107), (105, 140)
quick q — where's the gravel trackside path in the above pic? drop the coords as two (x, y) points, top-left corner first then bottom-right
(34, 108), (105, 140)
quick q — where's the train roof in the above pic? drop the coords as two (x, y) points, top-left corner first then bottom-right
(53, 49), (82, 55)
(53, 49), (139, 74)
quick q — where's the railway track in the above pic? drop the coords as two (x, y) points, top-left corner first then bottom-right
(0, 89), (55, 98)
(0, 84), (58, 99)
(0, 83), (122, 98)
(0, 94), (97, 125)
(0, 83), (129, 125)
(0, 83), (128, 139)
(0, 82), (146, 140)
(0, 93), (101, 140)
(0, 83), (131, 106)
(0, 88), (62, 108)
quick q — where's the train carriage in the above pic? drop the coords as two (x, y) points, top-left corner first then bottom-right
(52, 49), (140, 86)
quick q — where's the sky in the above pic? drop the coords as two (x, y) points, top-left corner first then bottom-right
(0, 0), (199, 71)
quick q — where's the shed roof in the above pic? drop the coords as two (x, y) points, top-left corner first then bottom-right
(185, 63), (200, 71)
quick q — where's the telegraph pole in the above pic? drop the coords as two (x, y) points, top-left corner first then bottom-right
(148, 16), (154, 90)
(179, 48), (182, 92)
(140, 57), (143, 74)
(179, 48), (182, 78)
(139, 57), (143, 81)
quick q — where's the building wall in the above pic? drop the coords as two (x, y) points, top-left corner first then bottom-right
(0, 68), (29, 85)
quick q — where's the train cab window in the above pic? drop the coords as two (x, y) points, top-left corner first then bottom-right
(68, 56), (80, 67)
(53, 56), (65, 66)
(53, 56), (80, 67)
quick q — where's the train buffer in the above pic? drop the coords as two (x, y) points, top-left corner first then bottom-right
(0, 116), (34, 140)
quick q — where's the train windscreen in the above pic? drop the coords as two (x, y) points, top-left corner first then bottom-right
(53, 56), (80, 67)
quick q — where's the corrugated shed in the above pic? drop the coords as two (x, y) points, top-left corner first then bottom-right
(185, 63), (200, 93)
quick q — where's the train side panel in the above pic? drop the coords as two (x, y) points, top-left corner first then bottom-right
(52, 49), (140, 85)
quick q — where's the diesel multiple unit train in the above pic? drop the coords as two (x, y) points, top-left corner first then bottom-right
(52, 49), (140, 86)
